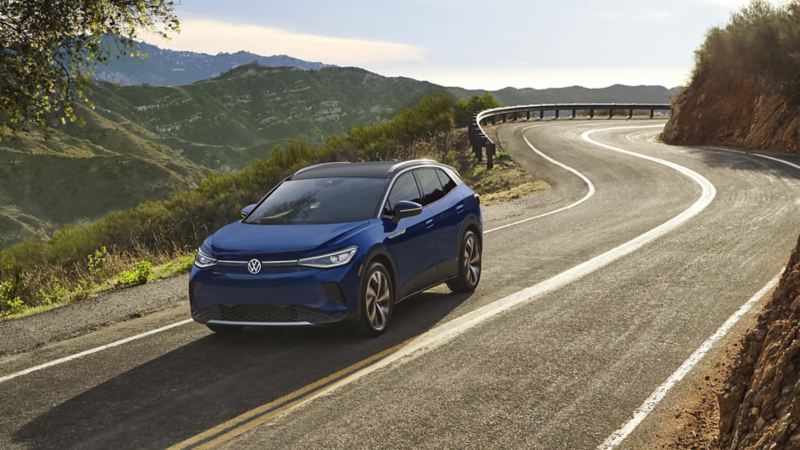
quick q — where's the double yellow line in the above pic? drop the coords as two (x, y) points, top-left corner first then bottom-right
(169, 339), (412, 449)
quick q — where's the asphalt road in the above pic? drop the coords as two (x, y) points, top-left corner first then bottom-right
(1, 120), (799, 449)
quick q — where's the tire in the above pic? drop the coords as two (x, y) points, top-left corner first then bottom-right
(206, 323), (243, 333)
(351, 261), (394, 337)
(447, 229), (482, 293)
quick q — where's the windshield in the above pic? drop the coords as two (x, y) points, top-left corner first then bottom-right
(244, 177), (386, 225)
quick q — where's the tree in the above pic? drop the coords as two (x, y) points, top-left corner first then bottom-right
(0, 0), (179, 136)
(454, 93), (501, 127)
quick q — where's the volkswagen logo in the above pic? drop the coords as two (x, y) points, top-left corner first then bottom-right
(247, 259), (262, 275)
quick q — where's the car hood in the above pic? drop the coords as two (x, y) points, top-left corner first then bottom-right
(206, 219), (374, 260)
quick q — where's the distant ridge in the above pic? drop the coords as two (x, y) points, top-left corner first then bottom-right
(94, 39), (329, 86)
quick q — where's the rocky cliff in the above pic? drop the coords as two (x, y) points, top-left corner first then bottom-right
(717, 236), (800, 448)
(663, 71), (800, 155)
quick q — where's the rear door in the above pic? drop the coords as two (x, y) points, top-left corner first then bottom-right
(411, 168), (449, 287)
(434, 168), (463, 278)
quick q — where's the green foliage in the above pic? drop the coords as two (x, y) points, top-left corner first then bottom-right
(0, 93), (460, 311)
(454, 94), (501, 127)
(158, 254), (194, 277)
(87, 246), (108, 281)
(117, 261), (154, 287)
(0, 280), (23, 315)
(0, 1), (179, 135)
(691, 0), (800, 105)
(36, 283), (70, 306)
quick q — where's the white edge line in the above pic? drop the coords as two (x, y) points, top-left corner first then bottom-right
(217, 125), (717, 429)
(0, 123), (605, 384)
(0, 319), (193, 384)
(485, 125), (596, 234)
(598, 274), (781, 450)
(599, 143), (800, 449)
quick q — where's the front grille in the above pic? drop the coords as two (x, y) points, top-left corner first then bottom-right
(192, 304), (345, 324)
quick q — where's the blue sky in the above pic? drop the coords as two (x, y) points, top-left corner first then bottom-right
(145, 0), (762, 89)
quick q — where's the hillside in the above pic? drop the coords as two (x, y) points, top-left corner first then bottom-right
(0, 65), (443, 246)
(663, 2), (800, 154)
(94, 39), (328, 86)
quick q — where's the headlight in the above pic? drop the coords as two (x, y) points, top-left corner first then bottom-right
(298, 246), (358, 268)
(194, 248), (217, 268)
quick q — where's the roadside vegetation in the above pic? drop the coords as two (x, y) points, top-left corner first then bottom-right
(691, 0), (800, 105)
(0, 93), (544, 319)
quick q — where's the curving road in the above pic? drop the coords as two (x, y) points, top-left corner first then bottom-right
(1, 120), (799, 449)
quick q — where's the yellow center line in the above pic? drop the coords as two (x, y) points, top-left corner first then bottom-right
(168, 338), (413, 450)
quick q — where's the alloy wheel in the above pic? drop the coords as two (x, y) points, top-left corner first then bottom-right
(464, 234), (481, 287)
(365, 269), (391, 331)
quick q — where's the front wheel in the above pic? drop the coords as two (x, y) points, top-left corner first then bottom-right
(447, 230), (482, 293)
(351, 261), (394, 337)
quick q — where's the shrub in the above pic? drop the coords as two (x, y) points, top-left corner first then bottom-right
(455, 94), (501, 127)
(117, 261), (154, 287)
(691, 0), (800, 106)
(0, 280), (23, 316)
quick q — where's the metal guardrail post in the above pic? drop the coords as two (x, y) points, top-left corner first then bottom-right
(589, 109), (594, 119)
(628, 108), (633, 119)
(609, 109), (614, 119)
(502, 114), (506, 123)
(554, 109), (560, 120)
(486, 141), (495, 169)
(650, 109), (655, 119)
(526, 110), (531, 120)
(539, 110), (544, 120)
(571, 109), (576, 119)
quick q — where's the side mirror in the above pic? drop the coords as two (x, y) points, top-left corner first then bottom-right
(391, 200), (422, 223)
(240, 204), (256, 219)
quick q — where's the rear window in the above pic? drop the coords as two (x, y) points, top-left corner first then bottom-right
(436, 169), (457, 195)
(244, 177), (386, 224)
(414, 168), (445, 206)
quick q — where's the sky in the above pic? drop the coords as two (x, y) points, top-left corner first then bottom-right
(143, 0), (774, 90)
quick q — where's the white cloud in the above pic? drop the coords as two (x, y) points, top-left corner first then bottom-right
(143, 18), (426, 65)
(372, 66), (692, 90)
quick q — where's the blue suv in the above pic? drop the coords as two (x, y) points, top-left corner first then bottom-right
(189, 160), (482, 336)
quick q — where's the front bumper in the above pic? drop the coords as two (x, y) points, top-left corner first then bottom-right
(189, 261), (360, 326)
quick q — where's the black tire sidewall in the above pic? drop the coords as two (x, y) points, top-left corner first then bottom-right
(453, 230), (481, 291)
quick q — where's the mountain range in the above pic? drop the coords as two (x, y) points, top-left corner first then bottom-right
(94, 39), (328, 86)
(0, 43), (679, 247)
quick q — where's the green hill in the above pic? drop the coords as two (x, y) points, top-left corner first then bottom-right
(0, 65), (443, 246)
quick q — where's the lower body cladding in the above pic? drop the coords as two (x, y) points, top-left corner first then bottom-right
(189, 262), (360, 327)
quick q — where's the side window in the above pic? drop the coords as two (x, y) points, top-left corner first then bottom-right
(385, 172), (422, 214)
(435, 169), (457, 195)
(414, 168), (445, 207)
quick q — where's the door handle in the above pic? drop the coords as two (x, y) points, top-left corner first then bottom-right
(455, 204), (465, 213)
(425, 218), (434, 229)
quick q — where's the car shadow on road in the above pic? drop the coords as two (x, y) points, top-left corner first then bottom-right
(13, 290), (473, 449)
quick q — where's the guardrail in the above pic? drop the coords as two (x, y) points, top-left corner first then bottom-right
(469, 103), (672, 169)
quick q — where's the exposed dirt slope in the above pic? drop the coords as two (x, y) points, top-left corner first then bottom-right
(717, 235), (800, 448)
(663, 71), (800, 155)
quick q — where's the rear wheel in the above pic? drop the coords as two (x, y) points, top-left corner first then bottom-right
(447, 229), (482, 293)
(206, 323), (243, 334)
(352, 261), (393, 337)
